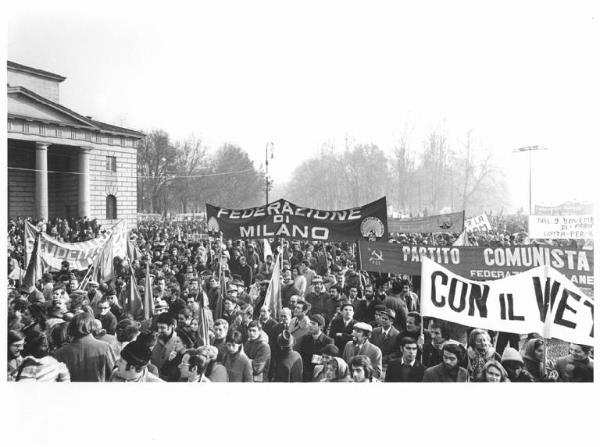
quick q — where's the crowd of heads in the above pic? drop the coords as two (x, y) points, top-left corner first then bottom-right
(6, 215), (593, 382)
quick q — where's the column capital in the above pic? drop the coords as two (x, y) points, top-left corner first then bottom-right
(35, 141), (50, 150)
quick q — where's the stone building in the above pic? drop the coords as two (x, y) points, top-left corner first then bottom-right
(7, 60), (144, 229)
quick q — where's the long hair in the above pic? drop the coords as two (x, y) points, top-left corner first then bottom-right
(349, 355), (374, 380)
(479, 360), (510, 382)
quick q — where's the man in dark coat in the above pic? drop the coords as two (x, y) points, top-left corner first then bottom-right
(423, 343), (469, 382)
(299, 314), (334, 381)
(328, 301), (357, 352)
(273, 330), (303, 382)
(305, 276), (336, 325)
(53, 313), (116, 382)
(370, 308), (400, 367)
(385, 337), (426, 382)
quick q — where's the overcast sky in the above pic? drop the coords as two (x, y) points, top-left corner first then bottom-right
(6, 0), (599, 212)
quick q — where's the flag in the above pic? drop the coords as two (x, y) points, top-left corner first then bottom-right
(264, 253), (282, 320)
(143, 263), (154, 320)
(22, 231), (42, 292)
(198, 290), (211, 346)
(127, 270), (143, 319)
(263, 238), (273, 261)
(453, 231), (470, 247)
(214, 270), (225, 320)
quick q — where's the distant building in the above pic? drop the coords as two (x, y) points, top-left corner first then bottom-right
(7, 60), (143, 229)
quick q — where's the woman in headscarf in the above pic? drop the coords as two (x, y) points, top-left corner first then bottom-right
(313, 354), (351, 382)
(466, 328), (500, 381)
(521, 338), (558, 382)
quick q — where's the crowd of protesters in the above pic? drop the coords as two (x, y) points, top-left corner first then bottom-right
(7, 215), (594, 382)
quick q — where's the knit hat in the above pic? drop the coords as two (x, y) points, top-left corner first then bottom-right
(120, 340), (152, 368)
(53, 282), (65, 292)
(501, 347), (524, 365)
(277, 330), (294, 348)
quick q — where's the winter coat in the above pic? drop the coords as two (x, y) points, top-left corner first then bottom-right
(273, 348), (303, 382)
(16, 356), (70, 382)
(151, 332), (182, 371)
(244, 338), (271, 382)
(422, 364), (469, 382)
(223, 346), (254, 382)
(328, 317), (356, 352)
(299, 332), (334, 381)
(342, 340), (383, 379)
(370, 326), (400, 365)
(53, 334), (116, 382)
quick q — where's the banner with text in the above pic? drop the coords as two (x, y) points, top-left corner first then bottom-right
(205, 197), (388, 242)
(529, 215), (594, 240)
(420, 257), (594, 345)
(464, 214), (492, 233)
(25, 221), (127, 272)
(388, 211), (464, 234)
(534, 202), (593, 215)
(357, 241), (594, 287)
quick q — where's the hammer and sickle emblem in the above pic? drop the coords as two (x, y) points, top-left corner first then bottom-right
(369, 249), (384, 265)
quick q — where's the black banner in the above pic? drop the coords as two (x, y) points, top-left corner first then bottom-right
(357, 240), (594, 287)
(206, 197), (388, 242)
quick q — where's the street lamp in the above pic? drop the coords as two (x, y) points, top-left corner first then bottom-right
(513, 145), (547, 215)
(265, 141), (274, 204)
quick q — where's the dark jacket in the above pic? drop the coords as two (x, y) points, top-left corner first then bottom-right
(370, 326), (400, 365)
(243, 338), (271, 382)
(53, 334), (116, 382)
(328, 317), (356, 352)
(422, 363), (469, 382)
(273, 348), (303, 382)
(299, 332), (334, 382)
(385, 359), (426, 382)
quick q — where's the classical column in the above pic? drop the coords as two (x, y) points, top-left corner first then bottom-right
(35, 142), (49, 221)
(78, 147), (91, 218)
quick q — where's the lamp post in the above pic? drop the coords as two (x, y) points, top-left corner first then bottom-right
(513, 145), (547, 214)
(265, 141), (274, 204)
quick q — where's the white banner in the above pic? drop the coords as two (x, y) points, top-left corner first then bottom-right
(464, 214), (492, 233)
(420, 257), (594, 346)
(25, 221), (127, 272)
(528, 215), (594, 240)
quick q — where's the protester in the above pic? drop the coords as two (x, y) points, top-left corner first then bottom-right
(422, 343), (469, 382)
(273, 330), (303, 382)
(299, 314), (334, 381)
(466, 328), (501, 381)
(341, 322), (382, 379)
(477, 360), (510, 383)
(53, 313), (116, 382)
(110, 340), (163, 382)
(554, 344), (594, 382)
(385, 337), (426, 382)
(501, 347), (535, 382)
(521, 338), (558, 382)
(349, 355), (378, 383)
(223, 329), (253, 382)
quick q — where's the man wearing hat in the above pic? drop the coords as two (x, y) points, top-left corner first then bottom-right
(328, 301), (357, 352)
(342, 321), (382, 379)
(273, 330), (303, 382)
(299, 314), (334, 382)
(305, 276), (336, 325)
(370, 308), (400, 368)
(110, 340), (163, 382)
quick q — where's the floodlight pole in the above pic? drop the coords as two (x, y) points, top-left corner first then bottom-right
(513, 145), (547, 214)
